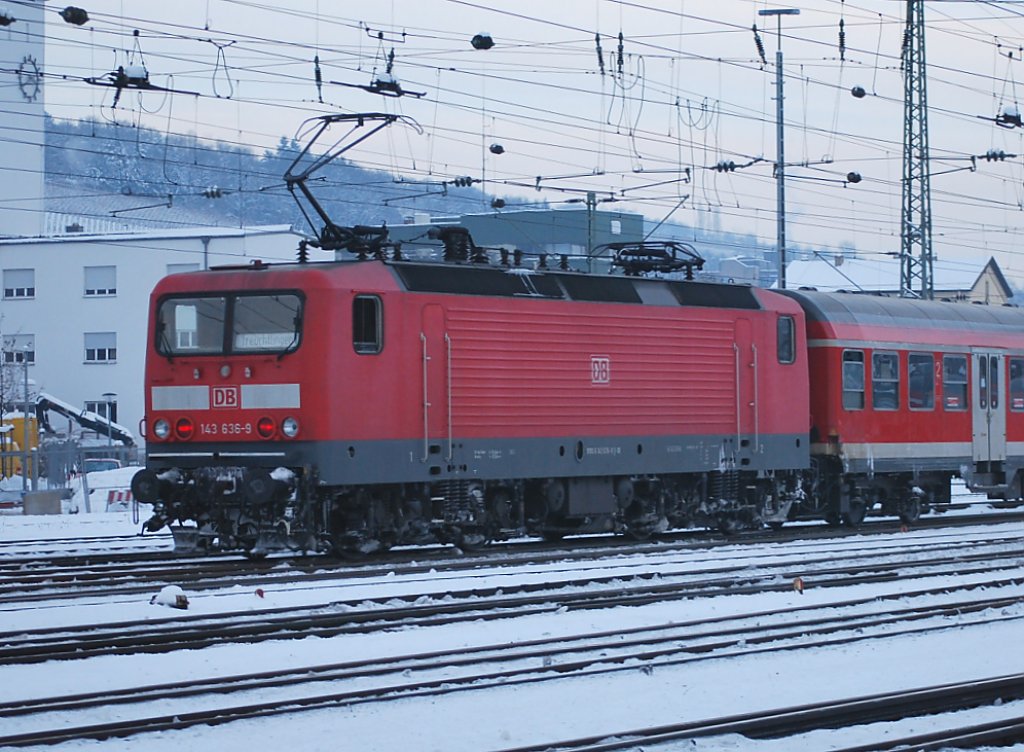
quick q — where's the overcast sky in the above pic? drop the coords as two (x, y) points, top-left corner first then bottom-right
(9, 0), (1024, 283)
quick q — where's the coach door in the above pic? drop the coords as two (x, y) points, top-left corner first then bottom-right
(420, 305), (451, 464)
(972, 351), (1007, 465)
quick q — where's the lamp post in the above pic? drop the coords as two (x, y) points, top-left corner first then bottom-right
(22, 351), (29, 493)
(758, 7), (800, 290)
(102, 392), (116, 451)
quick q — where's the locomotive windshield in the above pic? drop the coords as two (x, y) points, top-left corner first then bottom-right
(156, 292), (303, 356)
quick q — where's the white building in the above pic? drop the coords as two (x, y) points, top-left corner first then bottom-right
(0, 13), (324, 447)
(0, 226), (315, 446)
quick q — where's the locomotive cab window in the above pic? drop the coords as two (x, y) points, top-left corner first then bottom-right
(777, 315), (795, 364)
(908, 353), (935, 410)
(1010, 358), (1024, 411)
(842, 350), (865, 410)
(353, 295), (383, 354)
(156, 292), (303, 356)
(872, 351), (900, 411)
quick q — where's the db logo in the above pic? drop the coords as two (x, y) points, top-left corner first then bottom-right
(212, 386), (239, 409)
(591, 355), (611, 385)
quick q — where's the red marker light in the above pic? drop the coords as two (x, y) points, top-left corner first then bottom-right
(256, 416), (275, 439)
(175, 417), (195, 440)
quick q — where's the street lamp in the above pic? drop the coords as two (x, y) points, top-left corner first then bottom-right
(758, 7), (800, 290)
(102, 392), (116, 451)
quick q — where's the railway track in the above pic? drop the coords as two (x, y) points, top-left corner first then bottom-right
(491, 675), (1024, 752)
(0, 591), (1021, 747)
(1, 539), (1021, 664)
(1, 518), (1021, 605)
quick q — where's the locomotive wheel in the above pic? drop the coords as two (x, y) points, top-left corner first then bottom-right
(624, 524), (651, 541)
(455, 529), (490, 551)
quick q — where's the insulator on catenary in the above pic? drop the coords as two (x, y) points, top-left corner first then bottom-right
(714, 160), (737, 172)
(984, 149), (1010, 161)
(202, 186), (222, 198)
(471, 32), (494, 50)
(752, 24), (767, 67)
(314, 55), (323, 103)
(595, 34), (605, 75)
(60, 6), (89, 25)
(839, 18), (846, 62)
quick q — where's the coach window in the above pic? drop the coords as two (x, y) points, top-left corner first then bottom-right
(908, 353), (935, 410)
(1010, 359), (1024, 411)
(842, 350), (865, 410)
(943, 354), (968, 410)
(872, 352), (900, 410)
(777, 316), (795, 364)
(353, 295), (383, 354)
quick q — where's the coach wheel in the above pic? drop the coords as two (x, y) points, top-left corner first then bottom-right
(898, 496), (921, 524)
(844, 498), (867, 527)
(716, 515), (742, 536)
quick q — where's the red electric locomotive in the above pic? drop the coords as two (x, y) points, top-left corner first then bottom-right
(131, 224), (1024, 555)
(132, 238), (815, 554)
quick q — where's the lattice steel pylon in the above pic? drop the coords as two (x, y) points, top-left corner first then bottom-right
(900, 0), (933, 299)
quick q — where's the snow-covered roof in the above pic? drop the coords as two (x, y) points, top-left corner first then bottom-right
(0, 224), (297, 246)
(784, 254), (1008, 295)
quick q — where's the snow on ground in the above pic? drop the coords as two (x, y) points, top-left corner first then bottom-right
(0, 502), (1022, 750)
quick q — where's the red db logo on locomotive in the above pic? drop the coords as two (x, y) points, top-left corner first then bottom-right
(212, 386), (239, 409)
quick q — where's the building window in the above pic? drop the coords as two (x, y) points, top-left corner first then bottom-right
(943, 354), (968, 410)
(353, 295), (382, 354)
(842, 350), (864, 410)
(908, 353), (934, 410)
(85, 400), (117, 422)
(872, 351), (900, 410)
(1011, 358), (1024, 411)
(84, 265), (116, 296)
(777, 316), (795, 364)
(3, 268), (35, 299)
(167, 263), (200, 276)
(2, 334), (34, 364)
(85, 332), (117, 363)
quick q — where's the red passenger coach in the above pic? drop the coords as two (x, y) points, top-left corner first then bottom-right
(133, 254), (814, 554)
(781, 289), (1024, 524)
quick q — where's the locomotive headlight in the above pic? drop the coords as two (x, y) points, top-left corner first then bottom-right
(153, 419), (171, 440)
(282, 417), (300, 438)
